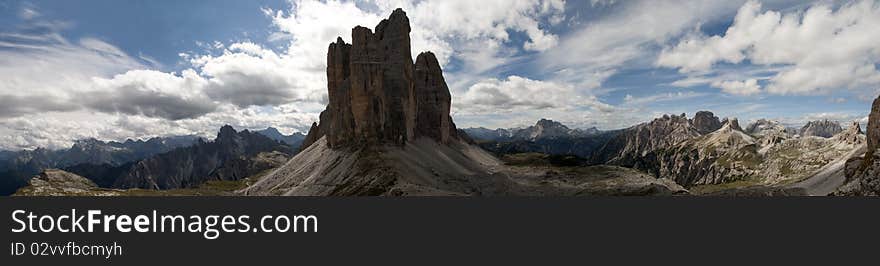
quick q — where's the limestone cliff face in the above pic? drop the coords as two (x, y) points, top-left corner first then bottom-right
(590, 113), (700, 166)
(692, 111), (722, 134)
(302, 8), (457, 150)
(413, 52), (456, 143)
(800, 119), (843, 138)
(841, 95), (880, 195)
(868, 96), (880, 153)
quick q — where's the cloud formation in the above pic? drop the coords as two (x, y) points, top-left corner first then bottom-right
(2, 0), (877, 150)
(658, 0), (880, 95)
(84, 70), (217, 120)
(711, 79), (762, 96)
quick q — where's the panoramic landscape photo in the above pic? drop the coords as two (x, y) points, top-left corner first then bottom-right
(2, 0), (880, 196)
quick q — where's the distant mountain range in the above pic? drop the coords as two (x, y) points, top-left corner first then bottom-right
(255, 127), (306, 149)
(462, 119), (612, 158)
(0, 126), (302, 195)
(464, 119), (600, 142)
(0, 135), (199, 195)
(69, 125), (293, 190)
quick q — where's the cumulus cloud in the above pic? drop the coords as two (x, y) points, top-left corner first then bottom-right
(0, 104), (321, 151)
(711, 79), (762, 96)
(541, 0), (745, 88)
(0, 27), (146, 117)
(657, 0), (880, 95)
(264, 0), (565, 93)
(457, 75), (604, 113)
(0, 95), (78, 118)
(84, 70), (217, 120)
(195, 43), (305, 107)
(0, 1), (570, 150)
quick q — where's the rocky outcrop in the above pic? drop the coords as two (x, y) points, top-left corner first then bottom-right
(302, 9), (457, 149)
(836, 121), (865, 145)
(746, 119), (790, 137)
(414, 52), (457, 143)
(691, 111), (722, 134)
(586, 111), (866, 188)
(720, 117), (743, 132)
(869, 97), (880, 153)
(14, 169), (121, 196)
(840, 96), (880, 195)
(800, 119), (843, 138)
(590, 113), (700, 166)
(647, 118), (758, 186)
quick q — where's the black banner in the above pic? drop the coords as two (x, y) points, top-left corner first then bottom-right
(2, 197), (878, 265)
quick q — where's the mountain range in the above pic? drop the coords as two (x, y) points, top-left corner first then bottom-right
(66, 125), (292, 190)
(10, 8), (878, 197)
(0, 127), (299, 195)
(463, 119), (600, 142)
(0, 135), (199, 195)
(255, 127), (306, 149)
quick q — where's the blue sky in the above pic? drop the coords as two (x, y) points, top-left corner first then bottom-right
(1, 0), (879, 150)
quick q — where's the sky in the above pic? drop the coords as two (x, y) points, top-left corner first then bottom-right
(1, 0), (879, 150)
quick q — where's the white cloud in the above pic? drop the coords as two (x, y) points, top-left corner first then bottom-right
(657, 0), (880, 95)
(711, 79), (762, 95)
(265, 0), (565, 91)
(622, 91), (709, 106)
(19, 7), (39, 20)
(85, 70), (217, 120)
(451, 75), (657, 130)
(541, 0), (745, 88)
(457, 75), (605, 113)
(0, 31), (146, 118)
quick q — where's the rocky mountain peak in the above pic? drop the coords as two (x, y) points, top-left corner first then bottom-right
(512, 118), (579, 141)
(302, 8), (457, 149)
(869, 96), (880, 153)
(835, 121), (865, 145)
(720, 117), (743, 132)
(691, 111), (722, 134)
(218, 125), (237, 139)
(262, 127), (281, 135)
(800, 119), (843, 138)
(536, 118), (562, 128)
(745, 118), (791, 138)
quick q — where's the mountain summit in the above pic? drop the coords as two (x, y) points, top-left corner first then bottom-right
(301, 8), (457, 149)
(245, 9), (511, 196)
